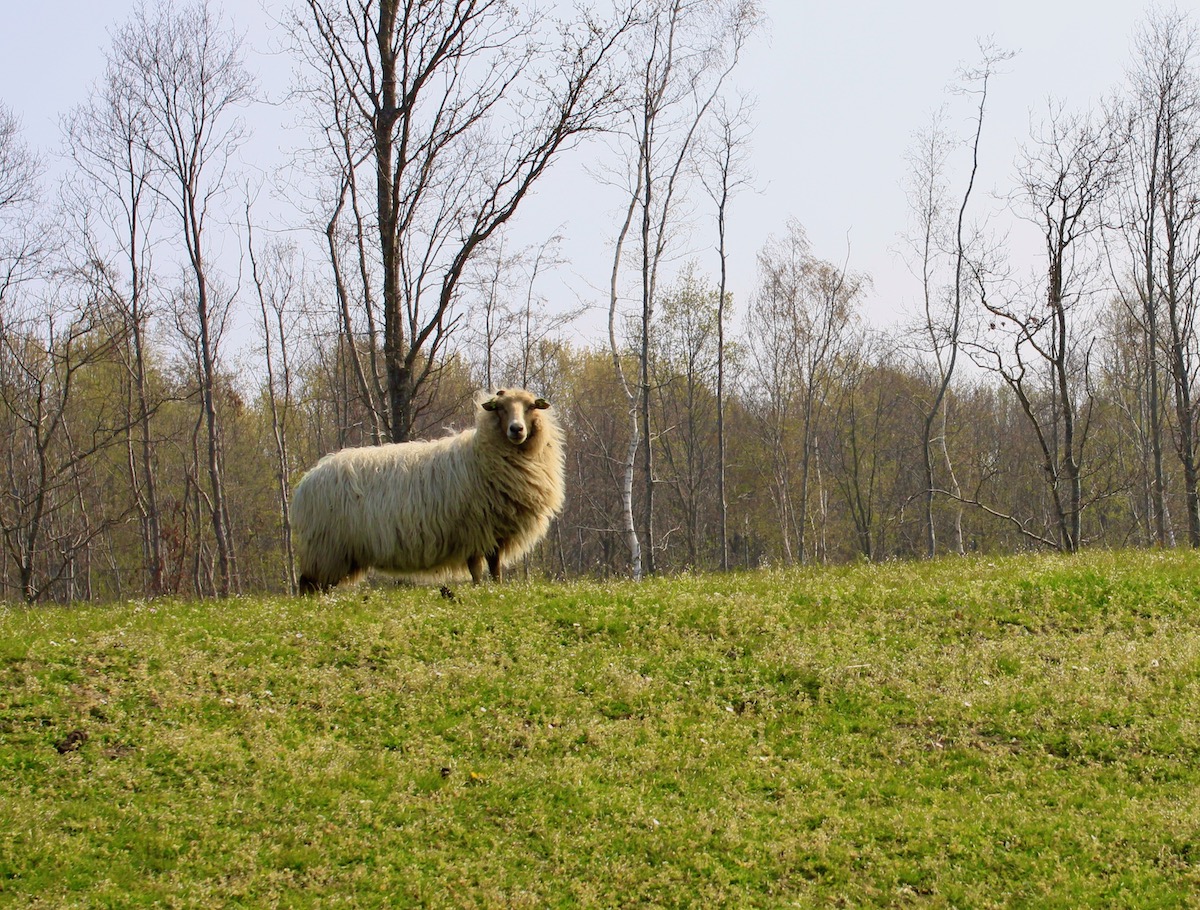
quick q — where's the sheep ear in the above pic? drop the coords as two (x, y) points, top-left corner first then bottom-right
(481, 398), (499, 412)
(533, 398), (550, 410)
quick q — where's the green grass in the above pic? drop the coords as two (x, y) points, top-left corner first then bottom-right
(4, 551), (1200, 907)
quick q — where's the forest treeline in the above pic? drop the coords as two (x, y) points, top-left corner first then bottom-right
(1, 1), (1199, 602)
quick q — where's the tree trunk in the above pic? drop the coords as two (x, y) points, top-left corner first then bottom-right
(129, 318), (163, 597)
(639, 149), (657, 575)
(610, 157), (643, 579)
(375, 1), (404, 442)
(715, 201), (729, 571)
(192, 253), (235, 595)
(623, 406), (643, 580)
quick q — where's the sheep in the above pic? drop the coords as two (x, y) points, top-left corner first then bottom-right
(291, 388), (565, 593)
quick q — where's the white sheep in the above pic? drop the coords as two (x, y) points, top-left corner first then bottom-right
(291, 388), (565, 592)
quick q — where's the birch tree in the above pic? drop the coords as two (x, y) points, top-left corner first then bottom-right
(744, 221), (863, 564)
(608, 0), (759, 577)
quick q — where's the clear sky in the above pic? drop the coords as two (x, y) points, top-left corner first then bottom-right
(0, 0), (1178, 344)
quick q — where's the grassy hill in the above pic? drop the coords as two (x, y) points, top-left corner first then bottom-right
(3, 551), (1200, 907)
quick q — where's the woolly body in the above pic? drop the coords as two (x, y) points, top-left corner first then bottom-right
(292, 389), (564, 591)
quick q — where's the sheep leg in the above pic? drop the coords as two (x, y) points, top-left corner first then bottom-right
(298, 575), (324, 595)
(487, 549), (502, 582)
(467, 554), (484, 585)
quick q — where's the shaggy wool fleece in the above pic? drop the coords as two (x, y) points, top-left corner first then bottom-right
(292, 389), (565, 590)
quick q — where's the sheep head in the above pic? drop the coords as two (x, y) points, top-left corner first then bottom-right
(479, 388), (551, 446)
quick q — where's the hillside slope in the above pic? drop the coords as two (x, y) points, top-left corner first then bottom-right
(3, 552), (1200, 907)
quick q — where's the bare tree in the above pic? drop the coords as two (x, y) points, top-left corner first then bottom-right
(0, 292), (131, 602)
(247, 207), (301, 593)
(1112, 15), (1173, 545)
(744, 220), (864, 564)
(291, 0), (635, 443)
(466, 234), (516, 392)
(902, 108), (963, 557)
(301, 57), (389, 443)
(901, 44), (1011, 559)
(700, 93), (753, 570)
(649, 264), (720, 568)
(608, 0), (759, 577)
(0, 106), (38, 215)
(0, 104), (45, 307)
(1130, 10), (1200, 547)
(111, 0), (254, 595)
(64, 42), (168, 597)
(966, 107), (1122, 552)
(824, 332), (911, 561)
(0, 109), (110, 603)
(741, 244), (802, 563)
(463, 231), (576, 391)
(1097, 295), (1165, 543)
(509, 237), (579, 392)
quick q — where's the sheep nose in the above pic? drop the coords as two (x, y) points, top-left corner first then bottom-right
(507, 421), (527, 442)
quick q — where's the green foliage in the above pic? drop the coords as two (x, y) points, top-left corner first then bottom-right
(4, 551), (1200, 906)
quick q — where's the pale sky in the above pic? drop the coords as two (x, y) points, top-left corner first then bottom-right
(0, 0), (1182, 345)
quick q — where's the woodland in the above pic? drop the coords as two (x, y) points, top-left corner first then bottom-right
(1, 0), (1198, 602)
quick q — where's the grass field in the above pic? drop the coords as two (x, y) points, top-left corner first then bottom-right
(3, 551), (1200, 907)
